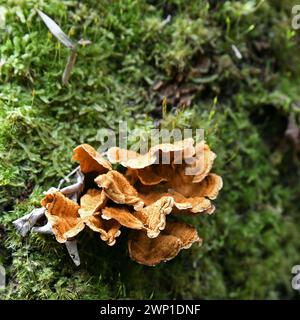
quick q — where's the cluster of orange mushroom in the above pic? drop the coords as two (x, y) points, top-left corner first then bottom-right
(14, 139), (222, 266)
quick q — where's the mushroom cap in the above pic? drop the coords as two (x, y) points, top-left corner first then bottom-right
(95, 170), (144, 211)
(101, 206), (144, 230)
(101, 196), (174, 238)
(128, 220), (201, 266)
(41, 191), (84, 243)
(73, 144), (112, 174)
(78, 188), (107, 217)
(84, 215), (121, 246)
(128, 232), (182, 266)
(107, 138), (195, 169)
(134, 196), (174, 238)
(41, 190), (121, 246)
(137, 172), (222, 215)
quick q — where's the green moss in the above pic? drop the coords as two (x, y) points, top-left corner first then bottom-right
(0, 0), (300, 299)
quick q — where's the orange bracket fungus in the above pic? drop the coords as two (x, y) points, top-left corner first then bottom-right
(13, 140), (222, 266)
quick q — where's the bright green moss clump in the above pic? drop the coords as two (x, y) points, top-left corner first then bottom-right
(0, 0), (300, 299)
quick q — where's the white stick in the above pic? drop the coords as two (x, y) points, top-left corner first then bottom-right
(13, 207), (46, 237)
(31, 221), (53, 235)
(65, 240), (81, 266)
